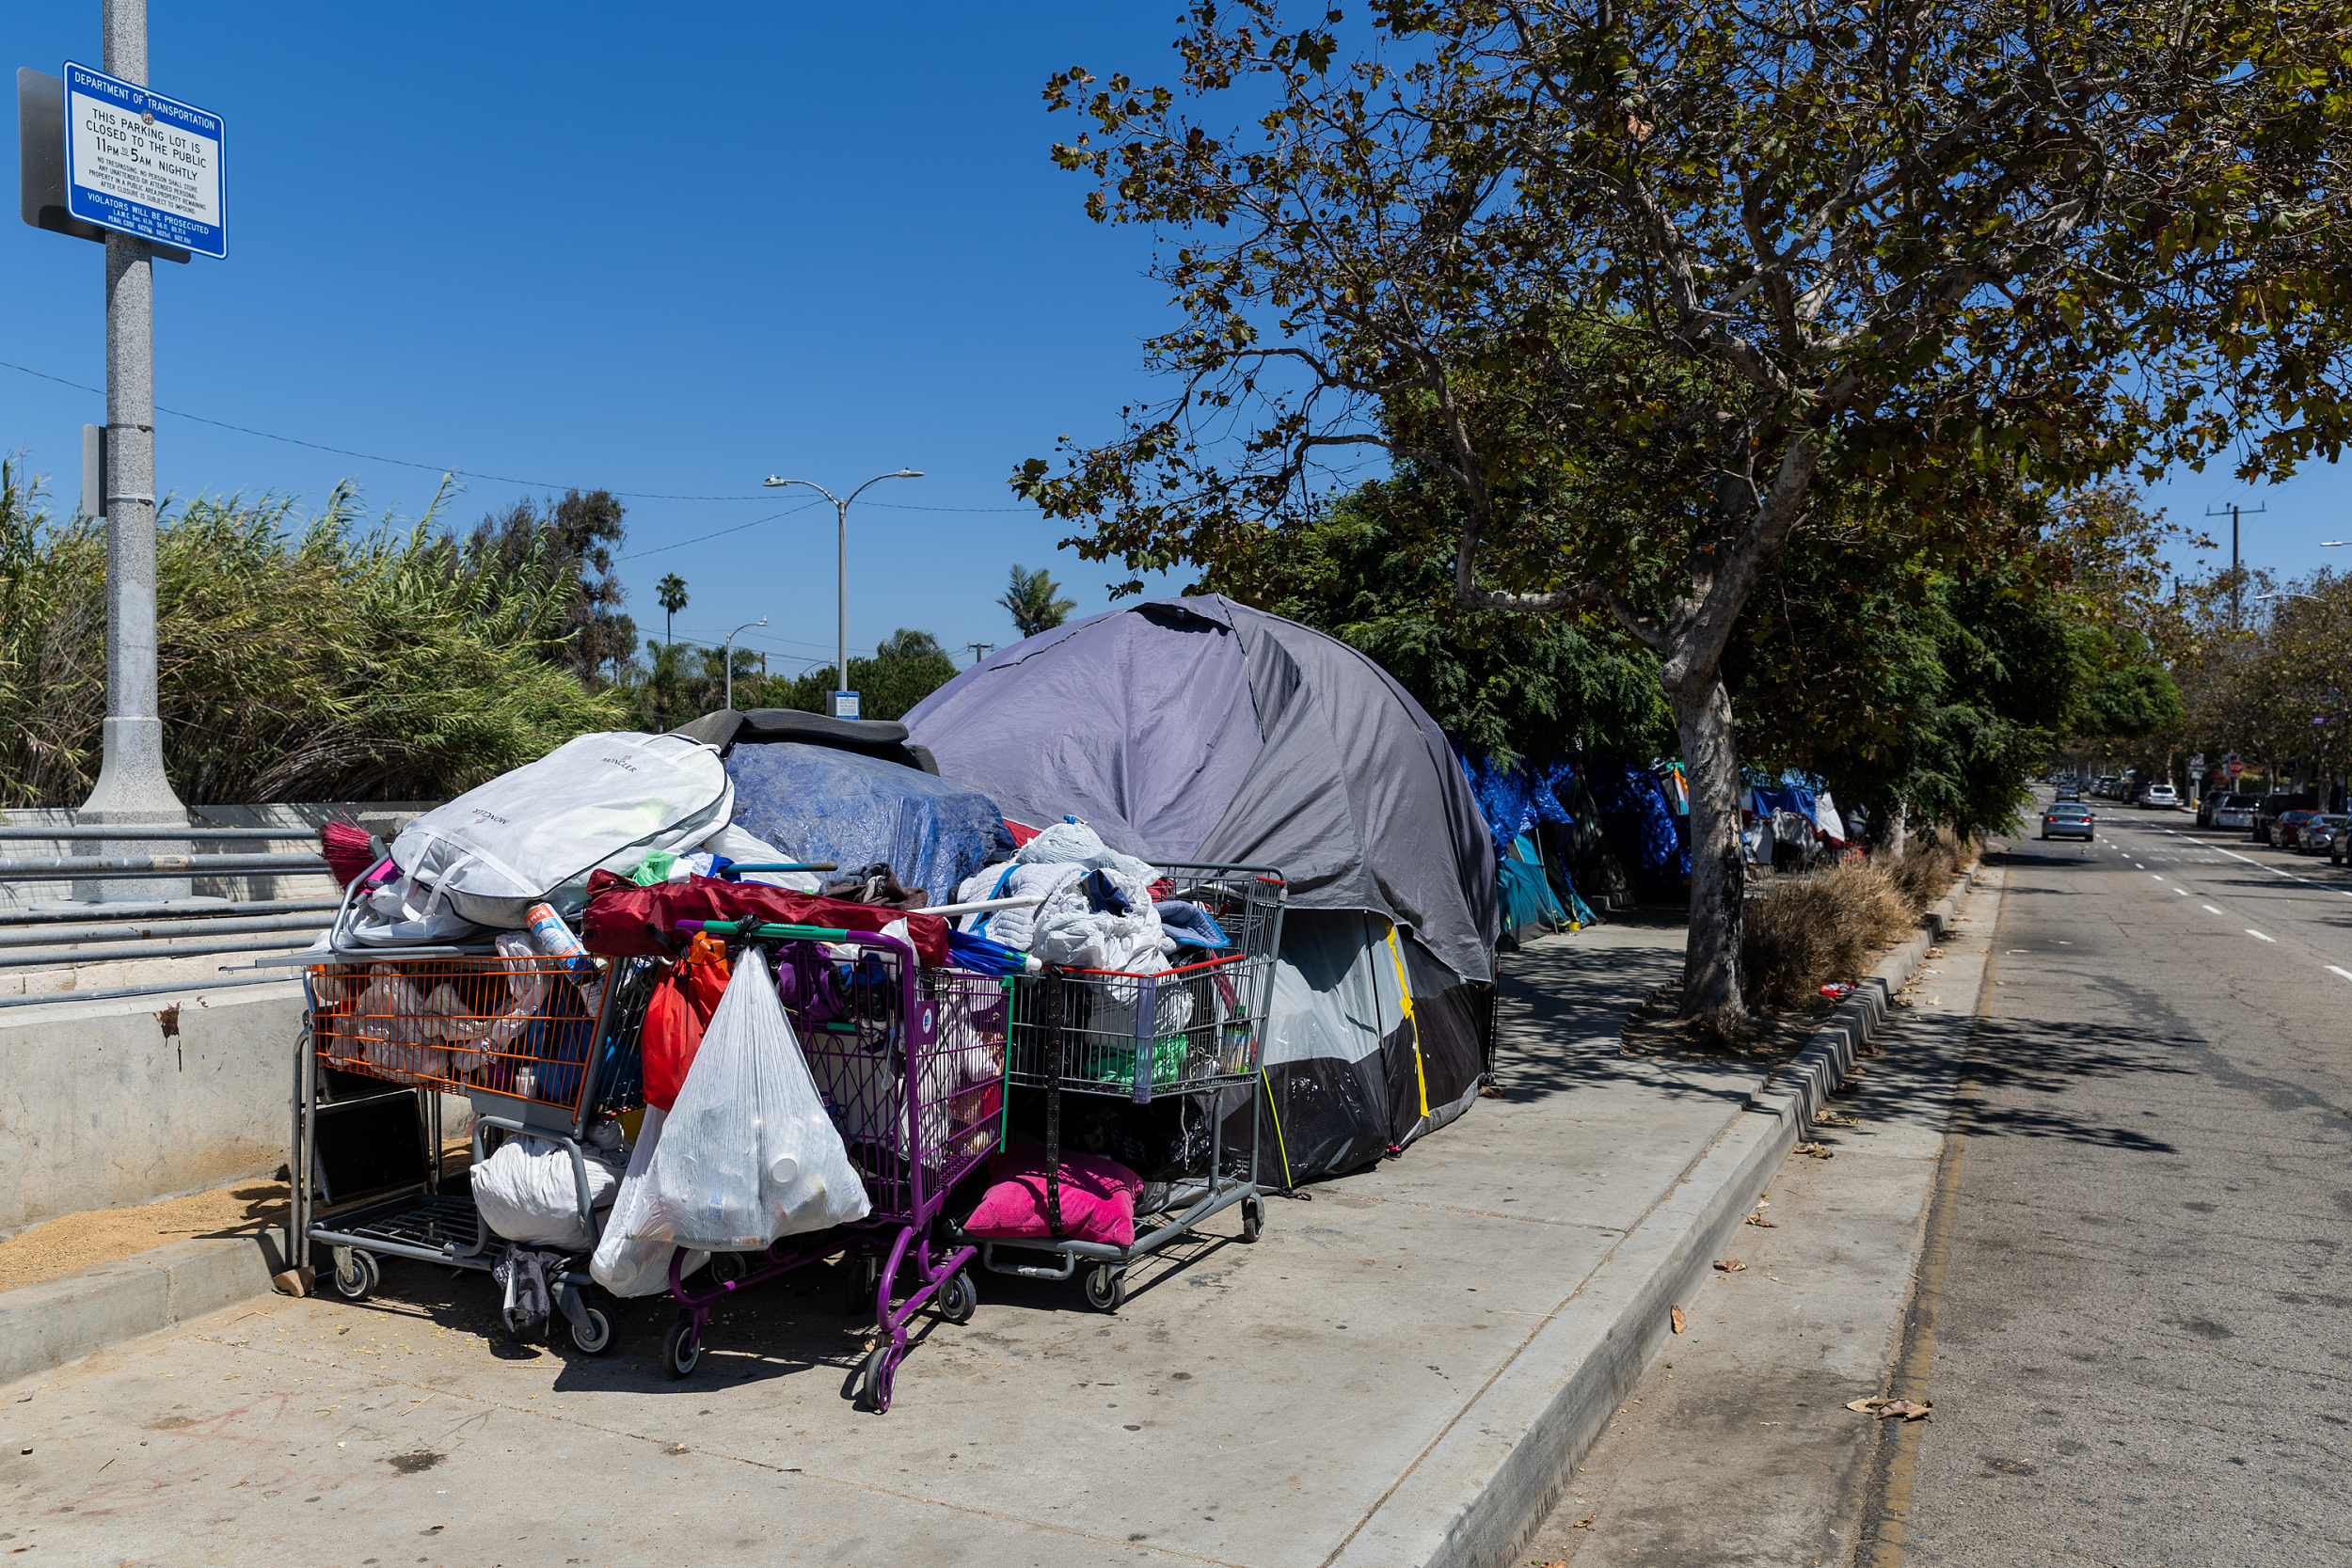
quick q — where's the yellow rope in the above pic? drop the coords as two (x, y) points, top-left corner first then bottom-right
(1260, 1069), (1295, 1189)
(1386, 927), (1430, 1121)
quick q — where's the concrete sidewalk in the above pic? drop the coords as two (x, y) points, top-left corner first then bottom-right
(0, 885), (1973, 1568)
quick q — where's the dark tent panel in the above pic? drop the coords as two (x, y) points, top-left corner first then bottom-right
(908, 594), (1498, 1182)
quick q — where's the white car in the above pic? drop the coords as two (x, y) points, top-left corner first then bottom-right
(2140, 784), (2178, 809)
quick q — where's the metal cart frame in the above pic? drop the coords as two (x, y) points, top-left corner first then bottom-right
(953, 862), (1286, 1310)
(288, 943), (654, 1354)
(652, 921), (1003, 1411)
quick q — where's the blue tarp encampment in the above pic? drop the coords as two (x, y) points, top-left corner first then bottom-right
(723, 741), (1012, 907)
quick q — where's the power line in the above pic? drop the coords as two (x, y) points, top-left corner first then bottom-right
(616, 503), (822, 560)
(0, 356), (773, 500)
(1, 355), (1043, 513)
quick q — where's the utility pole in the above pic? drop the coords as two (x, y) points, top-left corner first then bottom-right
(968, 642), (993, 666)
(76, 0), (191, 902)
(2207, 500), (2266, 630)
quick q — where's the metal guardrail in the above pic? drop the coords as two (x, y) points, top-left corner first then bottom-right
(0, 851), (328, 880)
(0, 826), (313, 841)
(0, 896), (340, 927)
(0, 910), (335, 948)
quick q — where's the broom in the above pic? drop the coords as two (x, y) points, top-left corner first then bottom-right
(320, 821), (388, 888)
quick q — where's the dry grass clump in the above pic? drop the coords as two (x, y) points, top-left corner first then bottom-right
(1888, 828), (1975, 916)
(1741, 860), (1914, 1008)
(1742, 832), (1976, 1008)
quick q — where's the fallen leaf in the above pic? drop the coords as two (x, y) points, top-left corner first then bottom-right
(1745, 1212), (1779, 1227)
(1817, 1110), (1860, 1127)
(1478, 1084), (1505, 1099)
(1847, 1397), (1886, 1414)
(1797, 1141), (1835, 1159)
(1670, 1306), (1687, 1334)
(1884, 1400), (1932, 1420)
(1713, 1259), (1747, 1273)
(1574, 1513), (1598, 1528)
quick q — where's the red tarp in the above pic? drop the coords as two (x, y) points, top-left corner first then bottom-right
(581, 871), (953, 967)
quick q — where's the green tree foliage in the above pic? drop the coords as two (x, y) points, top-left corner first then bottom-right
(775, 629), (959, 721)
(1016, 0), (2352, 1026)
(1000, 564), (1076, 640)
(656, 573), (689, 645)
(0, 464), (625, 806)
(1205, 481), (1670, 759)
(469, 489), (637, 688)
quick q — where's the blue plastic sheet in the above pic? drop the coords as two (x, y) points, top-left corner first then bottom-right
(723, 742), (1013, 909)
(1457, 750), (1577, 850)
(1584, 758), (1691, 897)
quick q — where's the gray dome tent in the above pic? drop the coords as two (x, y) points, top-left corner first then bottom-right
(906, 594), (1498, 1181)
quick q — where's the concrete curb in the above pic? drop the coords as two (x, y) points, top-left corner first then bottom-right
(1336, 865), (1985, 1568)
(0, 1231), (286, 1387)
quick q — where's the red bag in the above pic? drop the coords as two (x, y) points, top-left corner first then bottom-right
(581, 871), (952, 967)
(640, 931), (730, 1112)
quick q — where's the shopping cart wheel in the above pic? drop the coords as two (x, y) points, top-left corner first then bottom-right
(330, 1248), (379, 1302)
(570, 1306), (613, 1356)
(1083, 1264), (1127, 1313)
(854, 1343), (893, 1413)
(935, 1268), (977, 1326)
(841, 1253), (879, 1321)
(660, 1316), (703, 1380)
(708, 1251), (749, 1287)
(1240, 1193), (1264, 1243)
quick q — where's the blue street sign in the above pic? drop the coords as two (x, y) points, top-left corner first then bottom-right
(62, 62), (224, 258)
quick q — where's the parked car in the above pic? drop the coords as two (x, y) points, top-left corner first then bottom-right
(2332, 823), (2352, 866)
(2254, 794), (2319, 843)
(2295, 813), (2350, 854)
(2141, 784), (2178, 809)
(2272, 808), (2324, 849)
(2039, 802), (2096, 842)
(2207, 792), (2258, 830)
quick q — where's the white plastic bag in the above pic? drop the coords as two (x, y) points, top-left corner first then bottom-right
(389, 731), (734, 927)
(472, 1128), (625, 1249)
(652, 957), (870, 1251)
(590, 1106), (711, 1297)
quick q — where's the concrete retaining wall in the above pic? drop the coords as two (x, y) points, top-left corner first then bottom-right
(0, 982), (307, 1239)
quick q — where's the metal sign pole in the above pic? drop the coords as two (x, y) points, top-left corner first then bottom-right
(76, 0), (191, 902)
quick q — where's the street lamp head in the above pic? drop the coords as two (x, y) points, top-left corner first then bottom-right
(762, 476), (789, 487)
(2322, 540), (2348, 547)
(896, 468), (924, 479)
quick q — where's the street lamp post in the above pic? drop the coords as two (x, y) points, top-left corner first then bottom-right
(761, 469), (924, 717)
(723, 617), (767, 712)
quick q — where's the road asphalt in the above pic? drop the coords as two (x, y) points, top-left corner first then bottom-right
(1527, 795), (2352, 1568)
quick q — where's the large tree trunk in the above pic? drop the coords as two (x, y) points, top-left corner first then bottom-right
(1666, 672), (1747, 1030)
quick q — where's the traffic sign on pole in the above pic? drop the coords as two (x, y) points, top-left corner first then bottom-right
(62, 60), (223, 258)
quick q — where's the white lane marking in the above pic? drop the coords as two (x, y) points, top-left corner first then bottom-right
(2247, 929), (2276, 942)
(2174, 888), (2188, 895)
(2150, 873), (2165, 880)
(2203, 905), (2224, 914)
(2329, 966), (2352, 984)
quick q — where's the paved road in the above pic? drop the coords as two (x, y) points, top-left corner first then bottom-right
(1856, 799), (2352, 1566)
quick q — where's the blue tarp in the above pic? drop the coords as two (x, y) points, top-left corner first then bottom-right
(1585, 757), (1691, 897)
(723, 742), (1013, 908)
(1459, 752), (1577, 851)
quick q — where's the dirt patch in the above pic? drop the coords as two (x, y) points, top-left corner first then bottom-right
(0, 1140), (473, 1295)
(0, 1181), (288, 1294)
(1618, 982), (1828, 1060)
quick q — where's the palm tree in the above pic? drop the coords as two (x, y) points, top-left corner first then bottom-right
(1000, 564), (1075, 640)
(657, 573), (689, 645)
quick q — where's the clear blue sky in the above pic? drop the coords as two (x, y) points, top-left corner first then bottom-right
(2, 3), (1198, 677)
(4, 3), (2344, 677)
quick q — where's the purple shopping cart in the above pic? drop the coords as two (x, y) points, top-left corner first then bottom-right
(654, 920), (1007, 1411)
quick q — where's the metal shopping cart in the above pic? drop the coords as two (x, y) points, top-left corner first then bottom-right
(289, 943), (654, 1354)
(955, 863), (1286, 1310)
(653, 920), (1006, 1411)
